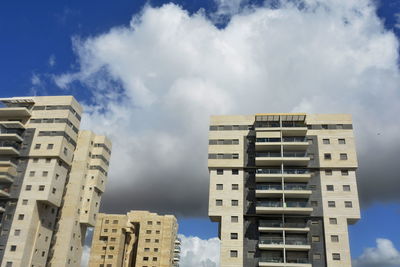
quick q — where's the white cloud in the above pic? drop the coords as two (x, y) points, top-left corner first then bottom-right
(53, 0), (400, 215)
(353, 239), (400, 267)
(179, 234), (220, 267)
(48, 54), (56, 67)
(81, 245), (90, 267)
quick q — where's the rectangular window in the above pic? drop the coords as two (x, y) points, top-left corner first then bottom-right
(42, 171), (48, 177)
(231, 216), (238, 223)
(230, 233), (238, 240)
(232, 184), (239, 190)
(331, 235), (339, 242)
(45, 158), (51, 163)
(113, 220), (118, 224)
(47, 144), (54, 149)
(22, 199), (28, 205)
(25, 185), (32, 191)
(146, 230), (151, 234)
(10, 246), (16, 252)
(216, 169), (223, 175)
(231, 200), (239, 206)
(323, 138), (330, 144)
(312, 236), (320, 242)
(33, 158), (39, 163)
(322, 124), (328, 129)
(341, 170), (349, 176)
(337, 124), (344, 129)
(29, 171), (35, 177)
(18, 214), (24, 220)
(307, 138), (314, 144)
(338, 138), (346, 144)
(313, 253), (321, 260)
(34, 144), (41, 149)
(38, 185), (45, 191)
(326, 185), (334, 191)
(216, 184), (223, 190)
(329, 218), (337, 224)
(324, 153), (332, 160)
(340, 153), (348, 160)
(343, 185), (351, 191)
(328, 201), (336, 207)
(232, 154), (239, 159)
(230, 250), (238, 257)
(325, 169), (332, 176)
(345, 201), (353, 208)
(232, 169), (239, 175)
(332, 253), (341, 261)
(147, 221), (152, 225)
(216, 200), (223, 206)
(14, 230), (20, 236)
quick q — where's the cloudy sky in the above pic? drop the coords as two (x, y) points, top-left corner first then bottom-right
(1, 0), (400, 266)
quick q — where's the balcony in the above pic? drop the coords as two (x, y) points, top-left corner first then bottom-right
(259, 221), (309, 233)
(0, 129), (23, 142)
(256, 201), (313, 215)
(281, 122), (307, 136)
(0, 121), (25, 129)
(282, 152), (310, 167)
(256, 183), (312, 198)
(256, 137), (308, 151)
(256, 169), (282, 182)
(0, 142), (20, 156)
(258, 238), (284, 249)
(256, 152), (282, 166)
(0, 186), (11, 198)
(256, 152), (310, 167)
(283, 169), (312, 182)
(285, 239), (311, 250)
(259, 257), (311, 267)
(0, 107), (31, 119)
(0, 172), (14, 183)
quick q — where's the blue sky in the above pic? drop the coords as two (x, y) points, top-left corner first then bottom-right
(1, 1), (400, 266)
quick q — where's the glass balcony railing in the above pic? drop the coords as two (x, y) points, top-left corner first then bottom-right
(0, 141), (20, 150)
(256, 122), (280, 128)
(282, 136), (307, 142)
(260, 257), (284, 263)
(256, 184), (282, 190)
(256, 152), (281, 157)
(257, 201), (310, 208)
(0, 172), (14, 179)
(259, 221), (308, 228)
(283, 169), (309, 174)
(286, 258), (310, 264)
(286, 202), (309, 208)
(256, 138), (281, 143)
(0, 186), (10, 193)
(285, 239), (309, 245)
(282, 122), (306, 128)
(284, 184), (308, 190)
(259, 238), (284, 245)
(284, 222), (308, 228)
(259, 221), (283, 227)
(256, 169), (282, 174)
(282, 152), (307, 157)
(257, 201), (283, 207)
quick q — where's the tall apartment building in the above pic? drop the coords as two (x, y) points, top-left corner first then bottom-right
(89, 210), (180, 267)
(208, 113), (360, 267)
(0, 96), (111, 267)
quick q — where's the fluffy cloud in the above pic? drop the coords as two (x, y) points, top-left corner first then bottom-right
(54, 0), (400, 216)
(179, 235), (220, 267)
(353, 239), (400, 267)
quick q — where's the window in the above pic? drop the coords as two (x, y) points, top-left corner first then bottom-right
(330, 218), (337, 224)
(143, 256), (149, 261)
(326, 185), (334, 191)
(152, 257), (157, 261)
(25, 185), (32, 191)
(232, 169), (239, 175)
(145, 239), (150, 243)
(345, 201), (353, 208)
(156, 230), (160, 234)
(343, 185), (351, 191)
(322, 124), (328, 129)
(39, 185), (45, 191)
(216, 200), (223, 206)
(6, 262), (12, 267)
(47, 144), (54, 149)
(22, 199), (28, 205)
(338, 138), (346, 144)
(157, 221), (161, 225)
(307, 138), (314, 144)
(33, 158), (39, 163)
(231, 216), (238, 223)
(340, 153), (348, 160)
(313, 253), (321, 260)
(323, 139), (330, 144)
(14, 230), (20, 236)
(154, 248), (159, 252)
(311, 201), (318, 207)
(332, 253), (341, 261)
(230, 233), (238, 240)
(29, 171), (35, 177)
(341, 170), (349, 176)
(325, 169), (332, 176)
(216, 184), (223, 190)
(105, 220), (109, 224)
(45, 158), (51, 163)
(146, 230), (151, 234)
(232, 184), (239, 190)
(324, 153), (332, 160)
(232, 154), (239, 159)
(109, 246), (114, 250)
(312, 236), (320, 242)
(18, 214), (24, 220)
(10, 245), (16, 252)
(34, 144), (41, 149)
(328, 201), (336, 207)
(110, 237), (116, 242)
(144, 248), (150, 252)
(216, 169), (223, 175)
(147, 221), (153, 225)
(113, 220), (118, 224)
(230, 250), (238, 257)
(111, 229), (117, 233)
(107, 255), (113, 259)
(337, 124), (344, 129)
(231, 200), (239, 206)
(42, 171), (48, 177)
(155, 239), (159, 243)
(331, 235), (339, 242)
(308, 153), (314, 160)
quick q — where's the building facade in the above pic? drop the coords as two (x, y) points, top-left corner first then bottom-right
(208, 113), (360, 267)
(89, 210), (180, 267)
(0, 96), (111, 267)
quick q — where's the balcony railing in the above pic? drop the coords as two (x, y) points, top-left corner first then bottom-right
(282, 152), (307, 157)
(257, 201), (283, 207)
(282, 122), (306, 128)
(0, 141), (20, 150)
(256, 138), (281, 143)
(286, 202), (309, 208)
(283, 169), (309, 174)
(284, 222), (308, 228)
(256, 122), (280, 128)
(285, 239), (309, 245)
(257, 201), (310, 208)
(0, 186), (10, 193)
(256, 184), (282, 190)
(282, 137), (307, 142)
(259, 221), (283, 227)
(0, 172), (14, 180)
(284, 184), (308, 190)
(286, 258), (310, 264)
(257, 184), (308, 191)
(256, 169), (282, 174)
(260, 257), (284, 263)
(259, 238), (284, 245)
(256, 152), (281, 157)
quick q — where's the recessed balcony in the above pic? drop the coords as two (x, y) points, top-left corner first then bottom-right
(0, 142), (20, 156)
(258, 238), (284, 250)
(259, 221), (310, 233)
(256, 183), (312, 198)
(256, 152), (282, 166)
(0, 121), (25, 129)
(0, 129), (23, 142)
(0, 186), (11, 198)
(281, 122), (307, 136)
(256, 137), (308, 151)
(0, 172), (14, 183)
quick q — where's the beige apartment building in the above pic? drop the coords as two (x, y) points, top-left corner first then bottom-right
(208, 113), (360, 267)
(89, 210), (180, 267)
(0, 96), (111, 267)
